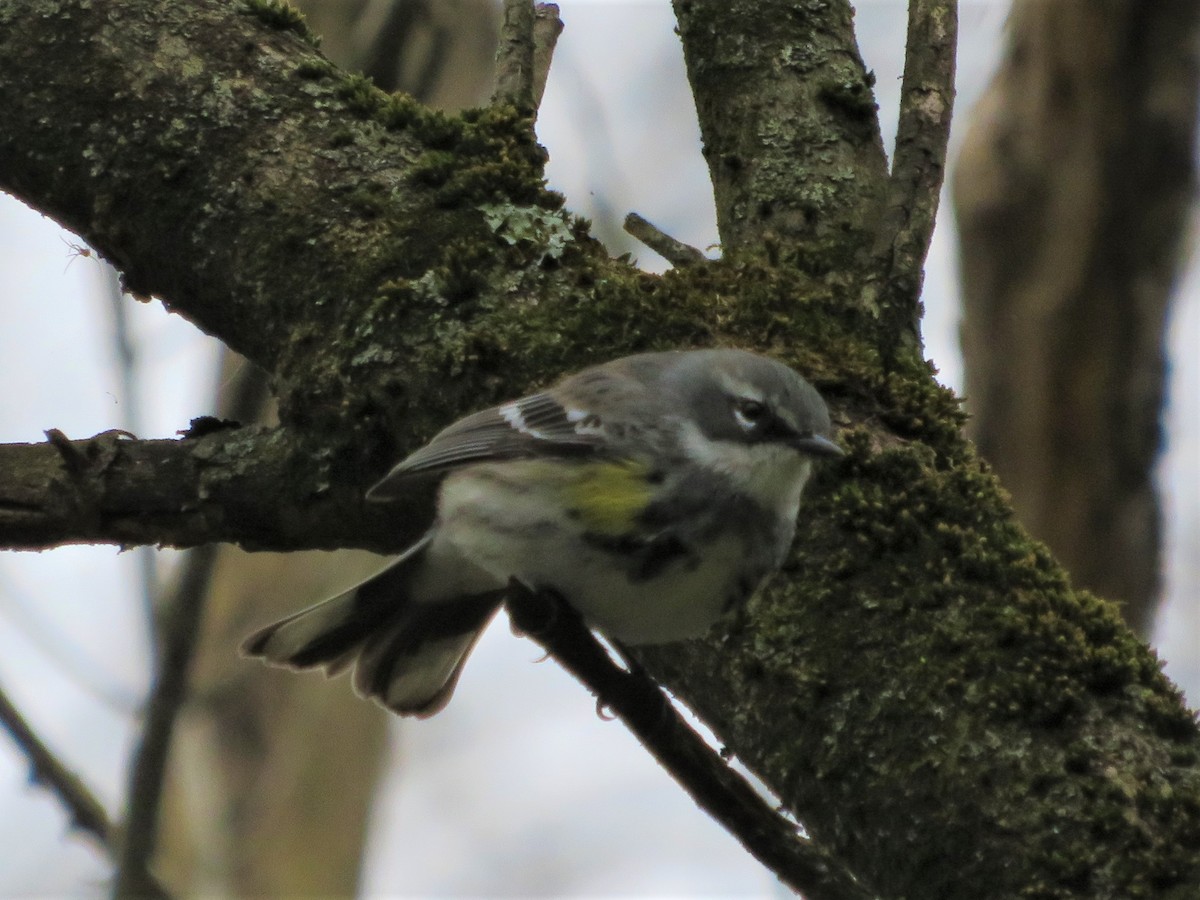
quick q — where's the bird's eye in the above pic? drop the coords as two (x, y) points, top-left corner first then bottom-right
(733, 398), (767, 430)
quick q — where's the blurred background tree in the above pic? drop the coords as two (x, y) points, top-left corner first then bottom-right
(955, 0), (1199, 638)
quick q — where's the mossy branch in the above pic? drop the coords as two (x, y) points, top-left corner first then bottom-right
(0, 426), (427, 553)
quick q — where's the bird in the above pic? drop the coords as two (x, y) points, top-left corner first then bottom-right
(242, 348), (842, 717)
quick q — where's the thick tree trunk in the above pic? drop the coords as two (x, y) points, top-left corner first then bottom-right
(953, 0), (1200, 636)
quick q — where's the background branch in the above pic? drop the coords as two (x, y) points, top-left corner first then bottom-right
(113, 545), (219, 898)
(0, 682), (115, 849)
(101, 266), (161, 649)
(953, 0), (1199, 637)
(506, 586), (874, 900)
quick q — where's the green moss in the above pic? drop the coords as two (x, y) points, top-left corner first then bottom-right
(327, 128), (354, 148)
(768, 385), (1200, 894)
(325, 74), (551, 211)
(345, 184), (388, 219)
(409, 150), (457, 188)
(812, 438), (1157, 729)
(294, 60), (333, 80)
(336, 73), (386, 118)
(434, 239), (494, 302)
(379, 93), (423, 131)
(240, 0), (320, 48)
(878, 367), (969, 452)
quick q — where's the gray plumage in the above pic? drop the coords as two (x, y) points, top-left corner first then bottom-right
(243, 349), (841, 717)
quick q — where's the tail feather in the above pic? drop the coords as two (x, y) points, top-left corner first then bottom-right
(353, 594), (502, 717)
(241, 536), (502, 716)
(240, 547), (421, 672)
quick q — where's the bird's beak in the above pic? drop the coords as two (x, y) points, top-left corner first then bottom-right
(791, 433), (844, 458)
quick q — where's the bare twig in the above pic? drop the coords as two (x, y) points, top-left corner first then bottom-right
(623, 212), (706, 268)
(871, 0), (958, 348)
(112, 543), (219, 899)
(531, 3), (563, 109)
(0, 681), (115, 848)
(491, 0), (535, 110)
(504, 585), (875, 900)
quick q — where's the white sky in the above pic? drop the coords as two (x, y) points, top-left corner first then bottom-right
(1, 1), (1196, 896)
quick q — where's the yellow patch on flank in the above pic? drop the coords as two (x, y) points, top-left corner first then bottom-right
(561, 459), (653, 536)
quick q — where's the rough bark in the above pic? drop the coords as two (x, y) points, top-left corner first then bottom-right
(953, 0), (1200, 636)
(675, 0), (888, 260)
(0, 426), (431, 552)
(0, 0), (1197, 897)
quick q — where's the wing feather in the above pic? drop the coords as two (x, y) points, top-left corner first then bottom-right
(367, 360), (677, 501)
(367, 390), (607, 500)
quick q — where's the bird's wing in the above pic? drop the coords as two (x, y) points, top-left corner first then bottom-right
(367, 386), (617, 500)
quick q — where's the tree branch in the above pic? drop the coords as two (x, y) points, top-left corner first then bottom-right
(531, 3), (564, 109)
(870, 0), (958, 348)
(623, 212), (706, 268)
(505, 586), (874, 900)
(0, 682), (115, 849)
(492, 0), (536, 110)
(490, 1), (560, 124)
(0, 0), (563, 431)
(0, 427), (430, 553)
(671, 0), (889, 257)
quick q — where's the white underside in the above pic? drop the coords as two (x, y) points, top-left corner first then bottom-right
(422, 459), (793, 645)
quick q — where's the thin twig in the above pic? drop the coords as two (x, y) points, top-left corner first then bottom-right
(623, 212), (707, 268)
(0, 680), (115, 848)
(531, 3), (563, 109)
(504, 585), (875, 900)
(491, 0), (536, 111)
(112, 544), (219, 899)
(871, 0), (958, 348)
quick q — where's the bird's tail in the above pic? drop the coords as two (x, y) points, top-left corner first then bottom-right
(241, 536), (503, 717)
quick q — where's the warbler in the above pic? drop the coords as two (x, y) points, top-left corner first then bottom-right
(243, 349), (842, 717)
